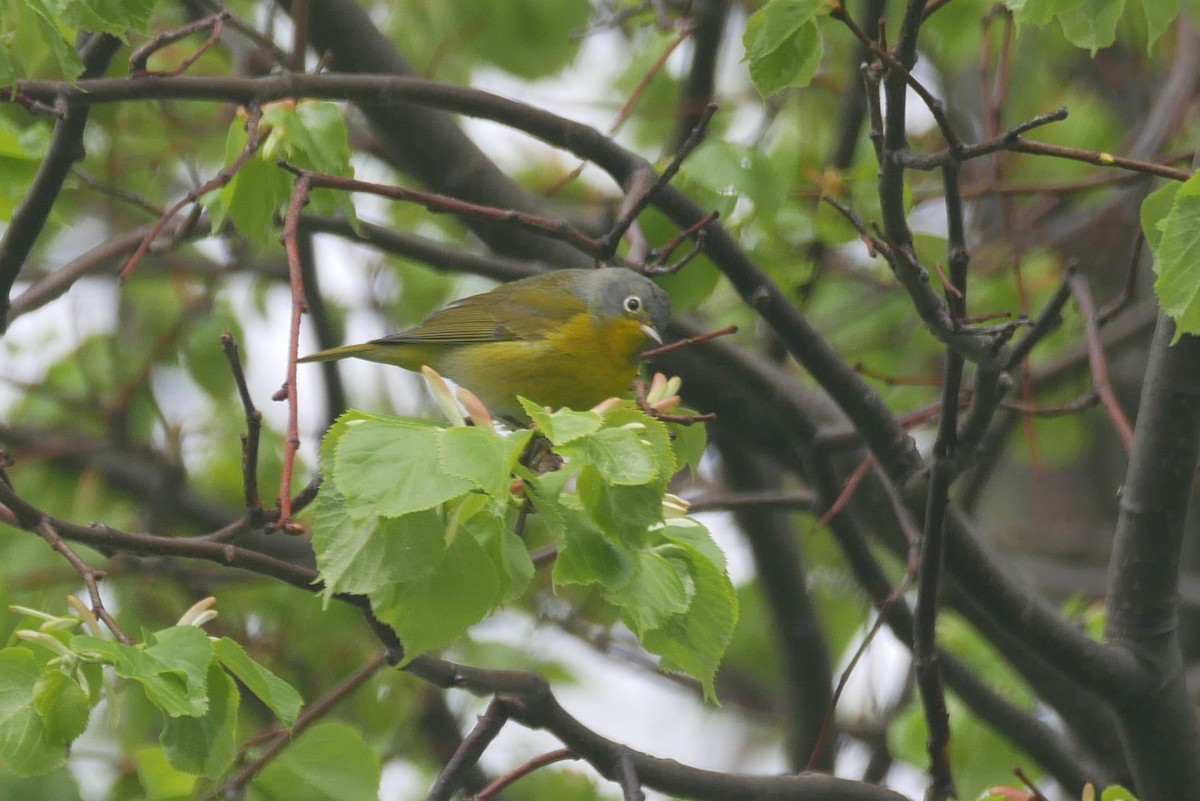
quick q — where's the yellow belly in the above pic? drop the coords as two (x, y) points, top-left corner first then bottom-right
(433, 315), (648, 420)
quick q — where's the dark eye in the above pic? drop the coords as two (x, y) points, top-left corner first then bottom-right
(624, 295), (641, 313)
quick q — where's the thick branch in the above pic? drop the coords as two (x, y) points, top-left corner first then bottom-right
(0, 33), (122, 328)
(1103, 314), (1200, 799)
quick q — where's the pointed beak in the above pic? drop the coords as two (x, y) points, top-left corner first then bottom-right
(640, 323), (663, 344)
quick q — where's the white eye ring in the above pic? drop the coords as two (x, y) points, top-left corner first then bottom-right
(624, 295), (642, 313)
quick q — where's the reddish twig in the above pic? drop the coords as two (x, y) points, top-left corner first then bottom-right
(646, 210), (718, 273)
(1014, 766), (1052, 801)
(276, 162), (613, 263)
(642, 324), (737, 359)
(130, 11), (231, 76)
(810, 455), (875, 533)
(275, 173), (313, 531)
(632, 379), (716, 425)
(854, 361), (942, 387)
(119, 105), (262, 282)
(1000, 393), (1099, 416)
(209, 651), (389, 801)
(468, 748), (579, 801)
(546, 23), (694, 195)
(1067, 272), (1134, 454)
(808, 464), (921, 768)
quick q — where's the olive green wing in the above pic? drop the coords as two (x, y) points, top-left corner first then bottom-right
(372, 273), (587, 345)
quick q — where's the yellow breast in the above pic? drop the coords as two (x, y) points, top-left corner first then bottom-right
(433, 313), (650, 420)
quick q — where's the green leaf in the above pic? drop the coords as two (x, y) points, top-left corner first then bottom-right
(519, 400), (603, 445)
(553, 509), (634, 592)
(439, 426), (532, 499)
(370, 531), (501, 661)
(1004, 0), (1085, 27)
(618, 549), (693, 636)
(1100, 785), (1140, 801)
(213, 638), (303, 725)
(293, 102), (355, 179)
(461, 509), (534, 603)
(742, 0), (826, 95)
(450, 0), (589, 79)
(1138, 0), (1180, 51)
(1141, 180), (1180, 253)
(31, 670), (90, 746)
(136, 747), (198, 801)
(640, 542), (738, 702)
(657, 521), (727, 572)
(208, 138), (291, 242)
(311, 482), (447, 597)
(16, 0), (85, 79)
(260, 102), (357, 221)
(1151, 172), (1200, 341)
(577, 466), (663, 541)
(330, 413), (473, 518)
(563, 426), (657, 486)
(145, 627), (215, 710)
(668, 420), (707, 477)
(890, 688), (1034, 792)
(66, 0), (157, 39)
(72, 627), (213, 718)
(1056, 0), (1125, 53)
(181, 311), (245, 398)
(0, 648), (68, 776)
(249, 722), (381, 801)
(160, 662), (238, 778)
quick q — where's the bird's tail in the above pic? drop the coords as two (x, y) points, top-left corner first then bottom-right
(297, 343), (377, 363)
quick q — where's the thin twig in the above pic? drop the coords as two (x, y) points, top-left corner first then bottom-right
(211, 651), (389, 801)
(642, 324), (737, 359)
(687, 488), (817, 513)
(119, 105), (263, 282)
(277, 162), (615, 265)
(645, 210), (718, 273)
(274, 173), (312, 531)
(828, 2), (961, 150)
(1097, 231), (1144, 325)
(1014, 766), (1052, 801)
(427, 697), (512, 801)
(807, 465), (921, 769)
(468, 748), (578, 801)
(1011, 138), (1191, 182)
(71, 168), (164, 216)
(546, 23), (694, 195)
(129, 11), (231, 76)
(810, 455), (875, 533)
(33, 519), (133, 644)
(897, 108), (1070, 170)
(220, 333), (263, 515)
(1067, 272), (1135, 454)
(1000, 393), (1099, 416)
(596, 103), (718, 259)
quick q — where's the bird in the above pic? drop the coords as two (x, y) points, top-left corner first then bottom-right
(300, 268), (671, 422)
